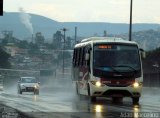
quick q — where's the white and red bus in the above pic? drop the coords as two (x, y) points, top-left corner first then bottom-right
(72, 37), (145, 104)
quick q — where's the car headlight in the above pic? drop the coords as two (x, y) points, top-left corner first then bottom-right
(34, 85), (39, 89)
(34, 85), (37, 88)
(20, 84), (25, 87)
(0, 86), (3, 89)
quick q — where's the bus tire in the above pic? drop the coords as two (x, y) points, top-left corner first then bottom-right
(87, 84), (96, 102)
(75, 82), (83, 100)
(87, 84), (90, 96)
(76, 82), (79, 95)
(132, 97), (139, 105)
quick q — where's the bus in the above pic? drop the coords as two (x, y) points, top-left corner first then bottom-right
(72, 37), (145, 104)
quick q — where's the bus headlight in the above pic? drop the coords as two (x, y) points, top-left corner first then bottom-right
(133, 82), (139, 88)
(95, 81), (101, 87)
(91, 81), (103, 87)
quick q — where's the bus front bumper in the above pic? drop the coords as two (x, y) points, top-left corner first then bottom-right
(89, 83), (142, 98)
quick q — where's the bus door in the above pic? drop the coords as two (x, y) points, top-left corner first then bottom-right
(78, 46), (91, 94)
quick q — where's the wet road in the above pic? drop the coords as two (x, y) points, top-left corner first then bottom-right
(0, 82), (160, 118)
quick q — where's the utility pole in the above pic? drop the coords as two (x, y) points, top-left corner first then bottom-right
(61, 28), (68, 76)
(75, 27), (77, 44)
(104, 30), (107, 37)
(0, 0), (3, 16)
(129, 0), (133, 41)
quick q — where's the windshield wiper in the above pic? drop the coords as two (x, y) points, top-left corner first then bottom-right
(96, 66), (121, 73)
(114, 65), (137, 72)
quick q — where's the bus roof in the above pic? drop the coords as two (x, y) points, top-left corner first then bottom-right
(75, 37), (138, 48)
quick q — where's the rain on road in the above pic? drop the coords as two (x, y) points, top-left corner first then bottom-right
(0, 78), (160, 118)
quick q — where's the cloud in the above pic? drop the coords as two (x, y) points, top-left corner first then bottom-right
(4, 0), (160, 23)
(28, 2), (131, 22)
(154, 17), (160, 23)
(29, 3), (75, 22)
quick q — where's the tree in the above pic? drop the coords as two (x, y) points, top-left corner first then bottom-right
(28, 42), (39, 54)
(1, 39), (8, 45)
(66, 37), (72, 49)
(17, 40), (29, 49)
(52, 31), (63, 49)
(0, 48), (11, 68)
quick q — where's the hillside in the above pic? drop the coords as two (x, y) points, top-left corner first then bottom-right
(0, 12), (160, 40)
(0, 12), (60, 39)
(118, 29), (160, 50)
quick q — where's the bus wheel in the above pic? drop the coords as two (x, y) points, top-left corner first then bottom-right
(132, 97), (139, 105)
(76, 83), (79, 95)
(87, 84), (90, 96)
(75, 82), (82, 100)
(87, 84), (96, 102)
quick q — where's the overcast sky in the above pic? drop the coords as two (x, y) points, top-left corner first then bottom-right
(4, 0), (160, 23)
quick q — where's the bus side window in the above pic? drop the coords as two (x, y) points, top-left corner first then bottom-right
(81, 47), (85, 66)
(82, 47), (86, 66)
(85, 48), (90, 67)
(78, 48), (81, 66)
(80, 47), (84, 66)
(76, 48), (80, 66)
(74, 49), (77, 67)
(73, 49), (76, 67)
(86, 50), (90, 66)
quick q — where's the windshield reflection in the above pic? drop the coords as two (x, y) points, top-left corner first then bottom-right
(93, 44), (140, 71)
(93, 44), (141, 78)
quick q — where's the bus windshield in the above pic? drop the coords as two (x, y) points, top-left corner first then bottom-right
(93, 44), (141, 77)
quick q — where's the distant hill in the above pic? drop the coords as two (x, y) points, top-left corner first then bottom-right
(0, 12), (160, 40)
(0, 12), (60, 40)
(118, 29), (160, 50)
(63, 22), (160, 37)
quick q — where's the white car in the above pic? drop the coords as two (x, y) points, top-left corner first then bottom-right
(17, 77), (40, 95)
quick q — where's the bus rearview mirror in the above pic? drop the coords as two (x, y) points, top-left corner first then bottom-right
(85, 53), (89, 60)
(139, 48), (146, 59)
(142, 51), (146, 58)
